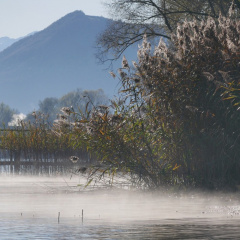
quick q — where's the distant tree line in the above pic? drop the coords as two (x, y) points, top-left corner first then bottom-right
(0, 102), (18, 128)
(0, 88), (109, 174)
(0, 89), (109, 128)
(25, 88), (109, 124)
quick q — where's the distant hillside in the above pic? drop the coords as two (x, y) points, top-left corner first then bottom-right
(0, 37), (18, 52)
(0, 11), (137, 113)
(0, 32), (37, 52)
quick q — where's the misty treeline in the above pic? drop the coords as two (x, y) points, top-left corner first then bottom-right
(26, 88), (109, 124)
(0, 89), (108, 127)
(0, 89), (108, 169)
(0, 102), (18, 128)
(0, 112), (91, 173)
(50, 3), (240, 189)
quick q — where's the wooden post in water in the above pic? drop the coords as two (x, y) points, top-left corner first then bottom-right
(58, 212), (60, 223)
(82, 209), (83, 223)
(10, 152), (13, 175)
(14, 150), (21, 174)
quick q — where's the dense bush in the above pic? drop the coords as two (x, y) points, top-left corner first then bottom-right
(58, 5), (240, 189)
(115, 4), (240, 188)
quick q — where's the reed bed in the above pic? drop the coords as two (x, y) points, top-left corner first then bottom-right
(0, 113), (91, 174)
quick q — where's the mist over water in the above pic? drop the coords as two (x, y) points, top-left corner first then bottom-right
(1, 175), (240, 239)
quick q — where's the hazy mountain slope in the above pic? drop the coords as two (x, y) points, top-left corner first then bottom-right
(0, 11), (135, 113)
(0, 32), (37, 52)
(0, 37), (18, 52)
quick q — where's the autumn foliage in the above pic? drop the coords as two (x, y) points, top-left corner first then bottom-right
(68, 4), (240, 189)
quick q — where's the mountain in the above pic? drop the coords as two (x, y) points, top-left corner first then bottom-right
(0, 32), (37, 52)
(0, 11), (137, 114)
(0, 37), (18, 52)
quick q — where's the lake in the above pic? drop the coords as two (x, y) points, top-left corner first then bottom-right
(1, 175), (240, 239)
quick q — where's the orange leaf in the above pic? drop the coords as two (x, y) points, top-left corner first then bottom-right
(173, 163), (181, 171)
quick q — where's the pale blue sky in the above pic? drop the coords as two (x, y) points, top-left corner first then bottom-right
(0, 0), (110, 38)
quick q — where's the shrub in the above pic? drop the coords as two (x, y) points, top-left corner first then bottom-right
(53, 4), (240, 189)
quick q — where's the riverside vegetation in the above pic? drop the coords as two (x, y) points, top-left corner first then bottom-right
(1, 5), (240, 190)
(0, 89), (108, 174)
(0, 112), (90, 174)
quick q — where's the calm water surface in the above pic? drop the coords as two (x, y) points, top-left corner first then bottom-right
(1, 216), (240, 239)
(1, 176), (240, 239)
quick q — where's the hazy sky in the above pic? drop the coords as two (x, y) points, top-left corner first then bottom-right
(0, 0), (110, 38)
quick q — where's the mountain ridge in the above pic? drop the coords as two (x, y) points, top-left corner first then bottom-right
(0, 32), (37, 53)
(0, 11), (136, 114)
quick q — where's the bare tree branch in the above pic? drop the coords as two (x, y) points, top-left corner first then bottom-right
(96, 0), (238, 63)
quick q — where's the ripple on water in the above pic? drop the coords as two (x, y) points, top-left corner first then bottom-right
(1, 217), (240, 239)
